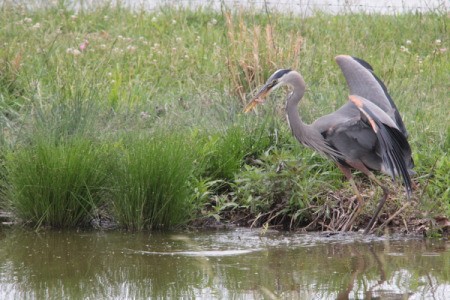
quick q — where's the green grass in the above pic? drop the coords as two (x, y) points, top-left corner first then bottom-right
(110, 131), (195, 230)
(194, 117), (277, 181)
(0, 2), (448, 230)
(5, 137), (110, 228)
(233, 148), (343, 228)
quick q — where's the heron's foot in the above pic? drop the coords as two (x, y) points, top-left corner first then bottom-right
(364, 218), (377, 234)
(364, 188), (389, 234)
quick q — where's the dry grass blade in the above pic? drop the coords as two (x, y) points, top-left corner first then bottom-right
(224, 10), (303, 103)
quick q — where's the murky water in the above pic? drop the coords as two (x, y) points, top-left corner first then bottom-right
(0, 228), (449, 299)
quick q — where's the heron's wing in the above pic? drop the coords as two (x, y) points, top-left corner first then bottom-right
(335, 55), (409, 137)
(312, 102), (360, 133)
(312, 103), (382, 169)
(313, 103), (381, 171)
(349, 95), (413, 198)
(313, 102), (380, 152)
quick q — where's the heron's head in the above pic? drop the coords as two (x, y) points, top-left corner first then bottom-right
(244, 69), (292, 113)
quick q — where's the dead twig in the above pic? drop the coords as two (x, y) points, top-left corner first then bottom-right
(372, 202), (411, 233)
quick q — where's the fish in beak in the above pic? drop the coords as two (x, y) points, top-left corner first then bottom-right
(243, 81), (275, 113)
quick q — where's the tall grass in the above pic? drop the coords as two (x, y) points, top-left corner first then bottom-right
(224, 11), (303, 102)
(195, 116), (277, 181)
(111, 131), (195, 230)
(6, 137), (110, 228)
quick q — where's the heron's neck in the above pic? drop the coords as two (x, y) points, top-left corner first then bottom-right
(283, 74), (338, 159)
(285, 89), (313, 145)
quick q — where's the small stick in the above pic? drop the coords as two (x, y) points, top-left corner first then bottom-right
(377, 202), (411, 231)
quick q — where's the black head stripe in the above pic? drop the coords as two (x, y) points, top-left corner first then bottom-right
(272, 69), (291, 80)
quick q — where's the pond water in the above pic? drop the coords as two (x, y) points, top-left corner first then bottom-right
(0, 228), (449, 299)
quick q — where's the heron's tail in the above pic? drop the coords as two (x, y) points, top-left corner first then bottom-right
(377, 124), (413, 198)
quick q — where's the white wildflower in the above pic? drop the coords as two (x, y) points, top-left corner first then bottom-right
(400, 45), (408, 53)
(112, 47), (122, 54)
(126, 45), (137, 53)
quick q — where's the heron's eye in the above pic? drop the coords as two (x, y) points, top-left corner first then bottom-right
(268, 80), (277, 88)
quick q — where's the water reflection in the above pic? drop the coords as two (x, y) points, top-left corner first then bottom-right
(0, 229), (448, 299)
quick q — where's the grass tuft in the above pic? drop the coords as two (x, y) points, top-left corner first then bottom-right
(5, 137), (109, 229)
(111, 131), (195, 230)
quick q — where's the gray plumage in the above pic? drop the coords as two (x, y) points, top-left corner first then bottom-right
(244, 55), (414, 233)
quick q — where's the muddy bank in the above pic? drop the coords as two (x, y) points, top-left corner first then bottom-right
(2, 191), (448, 237)
(191, 192), (449, 238)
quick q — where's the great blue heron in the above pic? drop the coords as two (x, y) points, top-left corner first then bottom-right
(244, 55), (414, 234)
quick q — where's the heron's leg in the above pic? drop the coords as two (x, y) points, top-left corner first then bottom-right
(346, 162), (390, 234)
(342, 177), (366, 232)
(336, 164), (364, 232)
(363, 172), (389, 234)
(339, 161), (390, 234)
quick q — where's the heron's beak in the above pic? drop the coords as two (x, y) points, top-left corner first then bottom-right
(243, 97), (265, 113)
(243, 82), (273, 113)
